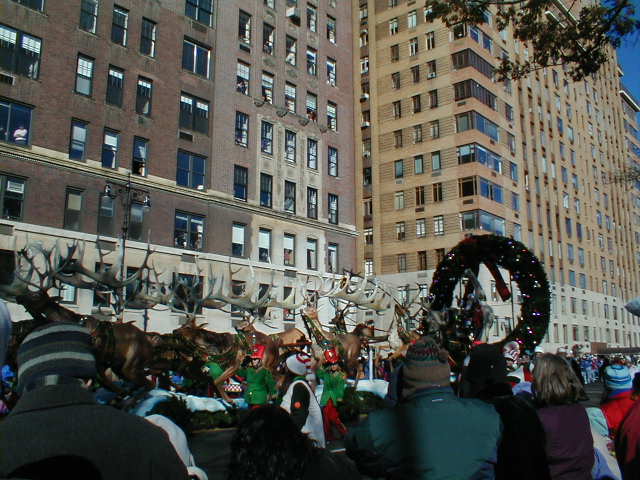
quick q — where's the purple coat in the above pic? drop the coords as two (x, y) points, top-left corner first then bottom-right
(537, 404), (594, 480)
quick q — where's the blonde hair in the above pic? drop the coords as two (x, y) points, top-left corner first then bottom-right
(533, 353), (583, 406)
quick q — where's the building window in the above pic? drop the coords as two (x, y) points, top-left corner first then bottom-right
(427, 60), (437, 78)
(412, 95), (422, 114)
(389, 17), (398, 35)
(418, 250), (427, 270)
(285, 130), (297, 163)
(97, 194), (115, 236)
(394, 159), (404, 179)
(397, 254), (407, 272)
(306, 4), (318, 31)
(68, 120), (87, 160)
(260, 121), (273, 155)
(234, 165), (248, 201)
(284, 233), (296, 266)
(426, 31), (435, 49)
(328, 193), (339, 224)
(364, 227), (373, 244)
(416, 218), (426, 237)
(285, 83), (297, 113)
(263, 23), (275, 54)
(411, 65), (420, 83)
(431, 151), (441, 171)
(415, 186), (425, 206)
(429, 89), (438, 108)
(459, 177), (477, 197)
(306, 47), (317, 76)
(111, 6), (128, 46)
(413, 125), (423, 143)
(453, 79), (496, 110)
(175, 212), (204, 250)
(140, 18), (156, 57)
(105, 66), (124, 107)
(390, 44), (399, 62)
(232, 223), (245, 256)
(236, 61), (250, 95)
(63, 189), (82, 231)
(179, 93), (209, 134)
(75, 55), (94, 96)
(307, 187), (317, 219)
(186, 0), (213, 26)
(101, 129), (119, 169)
(434, 215), (444, 235)
(327, 15), (336, 44)
(327, 102), (337, 131)
(430, 120), (440, 139)
(393, 101), (402, 119)
(364, 258), (373, 275)
(258, 228), (271, 262)
(396, 221), (405, 240)
(326, 58), (336, 86)
(305, 138), (318, 169)
(284, 181), (296, 213)
(409, 37), (418, 56)
(261, 71), (274, 103)
(238, 10), (252, 44)
(0, 25), (41, 80)
(394, 191), (405, 209)
(136, 77), (153, 116)
(432, 182), (443, 202)
(306, 92), (318, 121)
(79, 0), (99, 33)
(132, 137), (148, 176)
(286, 36), (297, 66)
(235, 112), (249, 147)
(182, 38), (210, 77)
(414, 155), (424, 174)
(260, 173), (272, 208)
(177, 150), (206, 190)
(307, 238), (318, 270)
(328, 147), (338, 176)
(327, 243), (338, 273)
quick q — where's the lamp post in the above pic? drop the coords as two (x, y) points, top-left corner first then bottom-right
(102, 172), (151, 322)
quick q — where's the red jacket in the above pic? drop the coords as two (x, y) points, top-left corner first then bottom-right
(601, 390), (636, 437)
(616, 399), (640, 479)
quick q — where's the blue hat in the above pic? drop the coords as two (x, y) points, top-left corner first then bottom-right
(604, 364), (632, 391)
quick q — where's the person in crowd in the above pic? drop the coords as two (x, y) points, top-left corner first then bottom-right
(12, 125), (28, 144)
(280, 351), (325, 447)
(345, 336), (501, 479)
(460, 343), (551, 480)
(600, 364), (636, 438)
(616, 380), (640, 478)
(0, 322), (189, 479)
(534, 353), (594, 479)
(0, 301), (12, 413)
(236, 344), (275, 409)
(227, 405), (360, 480)
(316, 347), (347, 442)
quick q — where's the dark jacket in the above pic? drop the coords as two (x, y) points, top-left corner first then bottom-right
(303, 448), (362, 480)
(345, 386), (502, 479)
(537, 404), (594, 480)
(0, 384), (189, 479)
(616, 399), (640, 479)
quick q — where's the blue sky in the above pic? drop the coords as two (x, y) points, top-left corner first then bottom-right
(616, 1), (640, 102)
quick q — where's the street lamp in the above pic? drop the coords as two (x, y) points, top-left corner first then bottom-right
(102, 172), (151, 322)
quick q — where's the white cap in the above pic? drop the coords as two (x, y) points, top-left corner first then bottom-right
(286, 352), (311, 376)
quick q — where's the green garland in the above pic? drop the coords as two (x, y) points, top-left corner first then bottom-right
(429, 235), (550, 350)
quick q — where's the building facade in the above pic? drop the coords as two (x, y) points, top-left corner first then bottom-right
(353, 0), (640, 351)
(0, 0), (356, 332)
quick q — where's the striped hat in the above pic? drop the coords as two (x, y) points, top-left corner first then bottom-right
(285, 351), (311, 376)
(604, 364), (633, 391)
(17, 322), (97, 393)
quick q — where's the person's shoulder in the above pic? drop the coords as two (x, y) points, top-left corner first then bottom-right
(304, 448), (362, 479)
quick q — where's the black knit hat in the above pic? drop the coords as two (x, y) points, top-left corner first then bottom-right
(17, 322), (97, 393)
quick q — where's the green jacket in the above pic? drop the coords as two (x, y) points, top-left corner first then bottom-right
(204, 361), (224, 382)
(317, 367), (346, 406)
(345, 387), (501, 480)
(236, 367), (275, 406)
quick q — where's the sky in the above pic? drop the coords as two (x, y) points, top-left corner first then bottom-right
(616, 1), (640, 103)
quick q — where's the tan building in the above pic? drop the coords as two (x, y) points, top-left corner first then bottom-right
(353, 0), (640, 351)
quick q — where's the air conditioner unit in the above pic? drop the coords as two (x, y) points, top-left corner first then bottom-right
(427, 72), (436, 79)
(196, 185), (205, 191)
(363, 151), (371, 158)
(360, 93), (370, 101)
(361, 121), (371, 128)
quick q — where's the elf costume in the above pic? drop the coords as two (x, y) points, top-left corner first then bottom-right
(236, 344), (275, 408)
(317, 348), (347, 441)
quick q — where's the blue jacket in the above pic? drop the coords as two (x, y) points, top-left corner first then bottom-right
(346, 386), (502, 479)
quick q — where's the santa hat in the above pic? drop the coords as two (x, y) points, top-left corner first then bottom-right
(250, 344), (266, 360)
(286, 352), (311, 376)
(502, 341), (520, 362)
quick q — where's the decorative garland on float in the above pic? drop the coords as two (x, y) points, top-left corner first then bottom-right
(428, 235), (550, 350)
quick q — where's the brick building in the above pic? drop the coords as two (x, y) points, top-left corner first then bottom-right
(0, 0), (356, 332)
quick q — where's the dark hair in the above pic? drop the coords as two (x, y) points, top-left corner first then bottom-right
(533, 353), (583, 406)
(9, 455), (102, 479)
(227, 405), (316, 480)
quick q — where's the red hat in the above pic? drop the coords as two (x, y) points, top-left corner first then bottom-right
(324, 348), (340, 364)
(250, 344), (266, 360)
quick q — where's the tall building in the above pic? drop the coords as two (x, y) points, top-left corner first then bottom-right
(353, 0), (640, 351)
(0, 0), (356, 332)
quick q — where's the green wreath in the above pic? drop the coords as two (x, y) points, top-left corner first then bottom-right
(428, 235), (550, 350)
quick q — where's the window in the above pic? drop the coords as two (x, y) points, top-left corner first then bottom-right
(235, 112), (249, 147)
(396, 221), (405, 240)
(327, 15), (336, 43)
(393, 101), (402, 119)
(179, 93), (209, 134)
(140, 18), (156, 57)
(412, 95), (422, 114)
(285, 130), (297, 163)
(232, 223), (245, 257)
(430, 120), (440, 139)
(258, 229), (271, 262)
(363, 167), (372, 185)
(429, 89), (438, 108)
(328, 193), (339, 224)
(284, 181), (297, 213)
(182, 38), (210, 77)
(432, 182), (443, 202)
(408, 9), (417, 28)
(0, 176), (24, 221)
(418, 250), (427, 270)
(236, 62), (250, 95)
(328, 147), (338, 176)
(101, 129), (119, 169)
(307, 4), (317, 32)
(411, 65), (420, 83)
(360, 56), (369, 74)
(175, 212), (204, 250)
(307, 187), (317, 218)
(68, 120), (87, 160)
(303, 46), (318, 77)
(364, 228), (373, 244)
(286, 36), (297, 66)
(261, 72), (274, 103)
(389, 18), (398, 35)
(390, 44), (399, 62)
(395, 191), (405, 209)
(260, 173), (272, 208)
(511, 192), (520, 211)
(453, 79), (496, 110)
(306, 92), (318, 121)
(456, 111), (499, 141)
(132, 137), (148, 176)
(327, 243), (338, 273)
(326, 58), (336, 86)
(105, 66), (124, 107)
(261, 121), (273, 154)
(415, 186), (425, 206)
(63, 189), (82, 231)
(394, 130), (403, 148)
(239, 10), (251, 44)
(431, 151), (441, 171)
(284, 234), (296, 266)
(80, 0), (99, 33)
(234, 165), (248, 200)
(136, 77), (153, 116)
(394, 159), (404, 179)
(307, 238), (318, 270)
(364, 258), (373, 275)
(263, 23), (275, 54)
(186, 0), (213, 26)
(177, 150), (205, 190)
(409, 37), (418, 56)
(307, 138), (318, 169)
(285, 83), (297, 113)
(434, 215), (444, 235)
(327, 102), (337, 131)
(397, 254), (407, 272)
(0, 25), (41, 81)
(479, 178), (503, 203)
(426, 31), (435, 49)
(75, 55), (94, 95)
(459, 177), (477, 197)
(111, 6), (128, 46)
